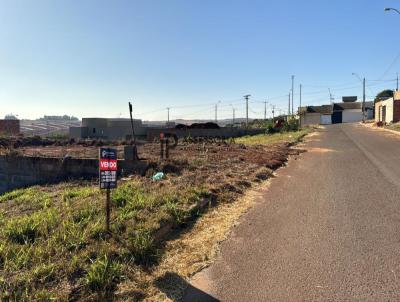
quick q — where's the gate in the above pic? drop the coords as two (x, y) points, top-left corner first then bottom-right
(332, 111), (342, 124)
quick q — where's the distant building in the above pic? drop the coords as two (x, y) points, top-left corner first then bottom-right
(0, 119), (20, 136)
(375, 91), (400, 124)
(300, 100), (373, 126)
(69, 118), (146, 140)
(300, 105), (333, 125)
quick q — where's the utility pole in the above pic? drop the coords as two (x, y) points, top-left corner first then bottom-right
(299, 84), (302, 128)
(291, 75), (295, 116)
(244, 94), (251, 128)
(166, 107), (170, 123)
(329, 88), (334, 104)
(362, 77), (366, 122)
(215, 101), (221, 123)
(264, 100), (267, 120)
(232, 107), (235, 125)
(288, 92), (291, 121)
(397, 72), (399, 91)
(272, 105), (275, 122)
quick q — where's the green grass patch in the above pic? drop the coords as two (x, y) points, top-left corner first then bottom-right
(84, 254), (122, 293)
(235, 128), (311, 146)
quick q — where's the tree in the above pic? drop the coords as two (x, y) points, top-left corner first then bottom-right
(375, 89), (394, 103)
(4, 114), (18, 120)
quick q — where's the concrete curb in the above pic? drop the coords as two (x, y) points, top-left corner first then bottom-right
(360, 122), (400, 137)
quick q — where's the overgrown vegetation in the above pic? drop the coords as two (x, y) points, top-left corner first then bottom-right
(0, 127), (312, 300)
(236, 127), (310, 146)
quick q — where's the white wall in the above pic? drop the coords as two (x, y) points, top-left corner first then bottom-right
(342, 109), (363, 123)
(320, 115), (331, 125)
(375, 98), (394, 123)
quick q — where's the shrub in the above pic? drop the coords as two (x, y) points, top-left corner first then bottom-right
(282, 118), (299, 132)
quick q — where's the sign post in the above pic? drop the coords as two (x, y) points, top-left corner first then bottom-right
(99, 147), (117, 232)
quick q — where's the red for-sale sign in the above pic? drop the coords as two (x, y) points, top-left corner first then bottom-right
(100, 159), (117, 171)
(99, 147), (118, 189)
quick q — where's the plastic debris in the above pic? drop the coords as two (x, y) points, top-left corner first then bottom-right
(152, 172), (165, 181)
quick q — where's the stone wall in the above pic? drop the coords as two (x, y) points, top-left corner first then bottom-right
(0, 155), (148, 195)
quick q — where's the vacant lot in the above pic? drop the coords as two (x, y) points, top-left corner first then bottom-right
(0, 129), (310, 301)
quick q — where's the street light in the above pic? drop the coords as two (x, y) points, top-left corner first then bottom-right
(352, 72), (366, 122)
(385, 7), (400, 14)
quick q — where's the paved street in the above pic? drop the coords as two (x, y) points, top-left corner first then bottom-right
(184, 123), (400, 301)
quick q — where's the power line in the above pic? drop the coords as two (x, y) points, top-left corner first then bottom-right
(379, 50), (400, 80)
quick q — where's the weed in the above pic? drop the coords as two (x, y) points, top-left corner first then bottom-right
(72, 206), (98, 225)
(32, 289), (57, 301)
(57, 220), (88, 251)
(5, 215), (40, 244)
(164, 201), (188, 225)
(128, 230), (157, 265)
(89, 220), (108, 240)
(85, 254), (122, 293)
(33, 263), (56, 284)
(62, 187), (97, 204)
(0, 187), (52, 209)
(0, 189), (26, 203)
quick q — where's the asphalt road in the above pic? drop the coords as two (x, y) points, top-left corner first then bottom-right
(184, 123), (400, 302)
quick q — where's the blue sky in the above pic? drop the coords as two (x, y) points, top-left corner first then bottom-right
(0, 0), (399, 120)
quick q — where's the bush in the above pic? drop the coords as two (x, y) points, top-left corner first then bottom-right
(282, 118), (299, 132)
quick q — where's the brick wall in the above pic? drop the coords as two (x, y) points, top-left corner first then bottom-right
(393, 100), (400, 123)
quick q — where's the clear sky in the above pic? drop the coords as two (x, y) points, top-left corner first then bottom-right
(1, 0), (399, 121)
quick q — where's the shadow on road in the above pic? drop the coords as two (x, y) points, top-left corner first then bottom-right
(155, 272), (219, 302)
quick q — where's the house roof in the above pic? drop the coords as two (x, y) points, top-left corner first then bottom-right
(302, 105), (332, 114)
(333, 102), (362, 111)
